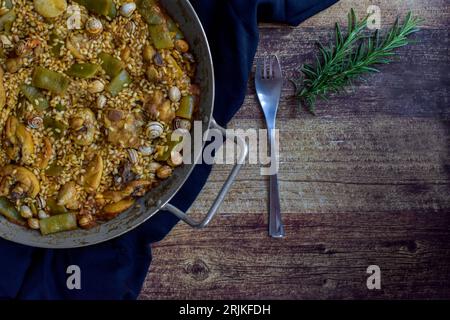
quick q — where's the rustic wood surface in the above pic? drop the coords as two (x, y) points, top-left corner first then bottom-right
(139, 0), (450, 299)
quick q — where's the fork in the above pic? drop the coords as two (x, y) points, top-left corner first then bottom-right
(255, 55), (285, 238)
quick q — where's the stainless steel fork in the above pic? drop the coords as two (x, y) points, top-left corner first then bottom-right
(255, 55), (285, 238)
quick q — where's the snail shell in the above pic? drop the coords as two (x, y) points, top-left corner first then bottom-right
(125, 21), (136, 35)
(139, 146), (154, 156)
(148, 162), (161, 173)
(173, 118), (191, 131)
(146, 121), (164, 139)
(127, 149), (139, 164)
(38, 210), (50, 219)
(27, 116), (43, 129)
(36, 195), (46, 209)
(88, 80), (105, 94)
(170, 151), (183, 166)
(19, 205), (33, 219)
(86, 17), (103, 35)
(120, 3), (137, 18)
(169, 86), (181, 102)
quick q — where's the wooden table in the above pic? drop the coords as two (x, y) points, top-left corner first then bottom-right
(139, 0), (450, 299)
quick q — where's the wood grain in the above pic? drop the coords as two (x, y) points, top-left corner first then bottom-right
(140, 212), (450, 299)
(139, 0), (450, 299)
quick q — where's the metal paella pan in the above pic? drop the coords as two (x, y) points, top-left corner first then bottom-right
(0, 0), (247, 248)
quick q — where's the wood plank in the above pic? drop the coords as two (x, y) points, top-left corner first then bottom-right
(184, 117), (449, 215)
(139, 0), (450, 299)
(140, 212), (450, 300)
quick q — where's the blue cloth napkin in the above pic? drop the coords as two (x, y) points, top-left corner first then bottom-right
(0, 0), (337, 299)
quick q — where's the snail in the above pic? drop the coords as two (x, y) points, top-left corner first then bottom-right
(169, 86), (181, 102)
(146, 121), (164, 139)
(86, 17), (103, 35)
(139, 146), (154, 156)
(120, 3), (137, 18)
(127, 149), (139, 164)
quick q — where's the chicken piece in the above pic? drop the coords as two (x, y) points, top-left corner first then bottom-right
(0, 165), (40, 199)
(4, 116), (35, 165)
(102, 179), (153, 203)
(83, 155), (103, 193)
(99, 198), (135, 221)
(144, 90), (176, 124)
(70, 108), (97, 146)
(57, 181), (80, 210)
(103, 109), (144, 148)
(37, 137), (53, 169)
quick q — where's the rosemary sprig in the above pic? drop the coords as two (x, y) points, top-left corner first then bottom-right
(293, 9), (422, 113)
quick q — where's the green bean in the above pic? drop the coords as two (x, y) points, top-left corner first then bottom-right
(46, 198), (68, 215)
(73, 0), (116, 18)
(45, 163), (65, 177)
(155, 135), (183, 161)
(66, 63), (100, 79)
(34, 0), (67, 18)
(98, 52), (124, 78)
(40, 212), (77, 235)
(32, 67), (70, 94)
(148, 23), (174, 49)
(0, 9), (16, 33)
(136, 0), (165, 25)
(20, 84), (50, 111)
(176, 95), (195, 120)
(107, 69), (132, 97)
(0, 196), (25, 226)
(3, 0), (13, 9)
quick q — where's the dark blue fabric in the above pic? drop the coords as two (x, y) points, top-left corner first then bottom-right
(0, 0), (338, 299)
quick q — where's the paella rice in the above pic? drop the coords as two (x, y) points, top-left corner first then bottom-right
(0, 0), (199, 234)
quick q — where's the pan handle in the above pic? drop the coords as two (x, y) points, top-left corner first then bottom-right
(161, 118), (248, 228)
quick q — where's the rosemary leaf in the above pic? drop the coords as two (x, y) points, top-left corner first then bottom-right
(293, 9), (422, 114)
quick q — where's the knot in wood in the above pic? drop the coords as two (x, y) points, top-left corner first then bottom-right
(184, 258), (210, 281)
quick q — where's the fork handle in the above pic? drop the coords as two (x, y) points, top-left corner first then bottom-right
(267, 128), (285, 238)
(269, 174), (284, 238)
